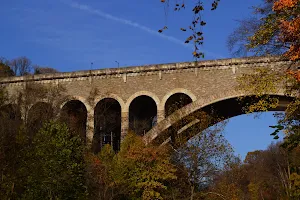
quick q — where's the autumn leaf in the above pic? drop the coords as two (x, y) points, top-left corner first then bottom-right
(158, 0), (222, 58)
(187, 36), (193, 41)
(273, 0), (298, 11)
(200, 21), (206, 26)
(196, 31), (203, 36)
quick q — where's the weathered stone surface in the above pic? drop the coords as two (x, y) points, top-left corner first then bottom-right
(0, 56), (292, 143)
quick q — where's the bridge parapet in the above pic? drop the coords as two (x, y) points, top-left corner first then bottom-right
(0, 56), (287, 85)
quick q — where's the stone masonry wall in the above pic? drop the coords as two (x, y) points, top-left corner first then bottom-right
(0, 56), (292, 142)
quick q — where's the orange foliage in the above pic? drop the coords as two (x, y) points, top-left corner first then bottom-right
(125, 143), (166, 163)
(287, 70), (300, 82)
(279, 18), (300, 60)
(273, 0), (300, 61)
(286, 44), (300, 61)
(279, 18), (300, 42)
(273, 0), (298, 10)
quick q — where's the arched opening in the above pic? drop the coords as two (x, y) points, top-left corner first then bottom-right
(0, 104), (22, 141)
(60, 100), (87, 142)
(165, 93), (193, 117)
(0, 104), (21, 121)
(146, 95), (292, 146)
(27, 102), (53, 138)
(129, 95), (157, 136)
(93, 98), (121, 153)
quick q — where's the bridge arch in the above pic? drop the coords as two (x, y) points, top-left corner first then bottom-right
(60, 99), (88, 141)
(27, 99), (48, 111)
(127, 92), (159, 136)
(60, 96), (91, 113)
(27, 102), (53, 137)
(143, 91), (289, 145)
(125, 91), (160, 113)
(94, 94), (125, 112)
(160, 88), (196, 111)
(93, 97), (122, 153)
(163, 93), (195, 118)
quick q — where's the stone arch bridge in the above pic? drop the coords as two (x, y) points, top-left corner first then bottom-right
(0, 56), (293, 150)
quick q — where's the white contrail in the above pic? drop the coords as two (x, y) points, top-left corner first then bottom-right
(69, 1), (224, 58)
(70, 2), (191, 48)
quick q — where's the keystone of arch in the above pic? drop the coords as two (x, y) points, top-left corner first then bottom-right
(124, 91), (160, 113)
(160, 88), (197, 111)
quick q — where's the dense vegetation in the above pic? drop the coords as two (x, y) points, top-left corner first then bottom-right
(1, 0), (300, 199)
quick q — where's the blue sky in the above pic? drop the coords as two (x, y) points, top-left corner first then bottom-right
(224, 112), (282, 160)
(0, 0), (279, 159)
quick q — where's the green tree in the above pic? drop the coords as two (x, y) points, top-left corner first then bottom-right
(0, 83), (69, 199)
(85, 145), (120, 200)
(117, 132), (177, 199)
(87, 132), (177, 200)
(0, 61), (14, 77)
(21, 122), (87, 200)
(0, 87), (23, 200)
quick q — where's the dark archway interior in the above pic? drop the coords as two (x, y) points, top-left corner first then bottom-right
(27, 102), (53, 138)
(153, 95), (293, 146)
(93, 98), (121, 153)
(0, 104), (22, 140)
(0, 104), (21, 120)
(0, 104), (22, 157)
(165, 93), (193, 117)
(129, 95), (157, 136)
(60, 100), (87, 142)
